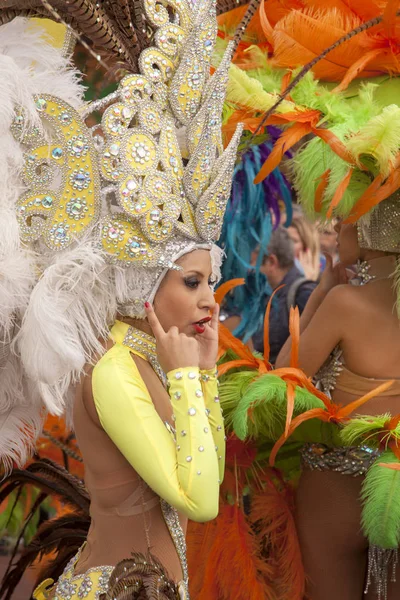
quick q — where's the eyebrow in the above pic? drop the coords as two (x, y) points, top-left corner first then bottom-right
(184, 270), (205, 277)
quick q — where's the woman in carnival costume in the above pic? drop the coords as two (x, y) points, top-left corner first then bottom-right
(213, 1), (400, 599)
(0, 1), (245, 598)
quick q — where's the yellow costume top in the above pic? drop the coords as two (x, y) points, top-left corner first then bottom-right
(34, 320), (225, 600)
(92, 320), (225, 520)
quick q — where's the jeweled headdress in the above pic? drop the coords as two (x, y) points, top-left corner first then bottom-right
(0, 0), (242, 466)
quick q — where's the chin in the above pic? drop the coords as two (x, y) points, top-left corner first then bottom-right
(338, 250), (359, 266)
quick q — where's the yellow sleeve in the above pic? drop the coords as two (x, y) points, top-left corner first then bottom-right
(92, 346), (220, 522)
(200, 368), (226, 483)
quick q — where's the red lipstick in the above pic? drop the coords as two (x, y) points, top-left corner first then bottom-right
(193, 316), (211, 334)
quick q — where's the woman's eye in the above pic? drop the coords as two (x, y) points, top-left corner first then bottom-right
(184, 278), (199, 289)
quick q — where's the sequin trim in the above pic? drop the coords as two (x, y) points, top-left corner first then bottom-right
(123, 325), (166, 386)
(300, 443), (380, 476)
(53, 547), (113, 600)
(161, 499), (189, 598)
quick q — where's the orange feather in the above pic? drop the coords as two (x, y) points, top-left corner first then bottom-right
(187, 519), (218, 598)
(326, 167), (354, 218)
(313, 128), (358, 165)
(260, 0), (306, 43)
(383, 0), (400, 38)
(289, 306), (300, 368)
(206, 503), (276, 600)
(333, 48), (385, 92)
(270, 379), (394, 465)
(344, 165), (400, 222)
(314, 168), (330, 212)
(214, 278), (245, 306)
(254, 122), (312, 183)
(285, 382), (296, 437)
(264, 284), (286, 365)
(250, 480), (305, 600)
(271, 9), (384, 81)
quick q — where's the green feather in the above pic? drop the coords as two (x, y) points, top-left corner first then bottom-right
(361, 450), (400, 548)
(220, 373), (325, 441)
(219, 369), (259, 431)
(340, 414), (396, 448)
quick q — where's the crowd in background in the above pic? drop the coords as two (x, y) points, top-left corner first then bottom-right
(221, 204), (339, 364)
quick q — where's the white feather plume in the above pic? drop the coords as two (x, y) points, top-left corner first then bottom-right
(0, 353), (44, 472)
(17, 242), (116, 411)
(0, 17), (88, 464)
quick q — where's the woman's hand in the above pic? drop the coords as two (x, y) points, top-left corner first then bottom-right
(195, 304), (220, 371)
(298, 248), (320, 281)
(145, 303), (200, 373)
(319, 254), (349, 294)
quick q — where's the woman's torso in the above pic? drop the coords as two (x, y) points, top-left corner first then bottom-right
(72, 337), (186, 583)
(328, 279), (400, 414)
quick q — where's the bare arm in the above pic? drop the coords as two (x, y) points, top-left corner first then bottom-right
(275, 285), (349, 376)
(276, 256), (350, 375)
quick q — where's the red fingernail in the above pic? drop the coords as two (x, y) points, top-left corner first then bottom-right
(144, 302), (150, 308)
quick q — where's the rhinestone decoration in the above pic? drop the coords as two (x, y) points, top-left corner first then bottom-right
(314, 346), (343, 397)
(14, 95), (100, 250)
(198, 446), (204, 452)
(77, 576), (92, 597)
(186, 455), (192, 462)
(123, 325), (166, 386)
(357, 193), (400, 253)
(174, 391), (182, 400)
(300, 443), (380, 476)
(175, 371), (183, 380)
(13, 0), (241, 321)
(354, 259), (376, 286)
(188, 408), (196, 416)
(188, 372), (196, 380)
(53, 544), (113, 600)
(160, 499), (189, 598)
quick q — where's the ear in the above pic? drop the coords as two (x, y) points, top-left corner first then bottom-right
(268, 254), (279, 268)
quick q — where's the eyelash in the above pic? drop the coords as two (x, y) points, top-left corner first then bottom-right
(184, 278), (216, 289)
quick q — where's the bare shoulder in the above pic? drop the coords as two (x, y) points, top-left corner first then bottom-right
(321, 284), (359, 315)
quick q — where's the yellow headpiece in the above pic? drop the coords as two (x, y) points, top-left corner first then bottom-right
(13, 0), (242, 316)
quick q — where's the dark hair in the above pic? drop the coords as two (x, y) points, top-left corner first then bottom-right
(265, 227), (295, 268)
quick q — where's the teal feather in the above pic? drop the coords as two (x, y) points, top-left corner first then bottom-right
(361, 450), (400, 548)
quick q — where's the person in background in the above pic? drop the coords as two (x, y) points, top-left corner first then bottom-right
(252, 227), (317, 363)
(318, 219), (339, 266)
(288, 214), (321, 281)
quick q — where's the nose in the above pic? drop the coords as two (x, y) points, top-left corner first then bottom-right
(200, 284), (216, 312)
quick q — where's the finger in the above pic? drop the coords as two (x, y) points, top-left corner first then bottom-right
(323, 252), (333, 271)
(210, 304), (220, 331)
(144, 302), (165, 339)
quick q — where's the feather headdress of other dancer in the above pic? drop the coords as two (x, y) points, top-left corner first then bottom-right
(218, 1), (400, 314)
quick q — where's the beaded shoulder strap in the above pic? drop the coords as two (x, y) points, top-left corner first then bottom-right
(122, 325), (166, 387)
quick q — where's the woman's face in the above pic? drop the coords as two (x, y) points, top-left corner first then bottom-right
(153, 249), (216, 336)
(335, 221), (360, 265)
(287, 226), (303, 258)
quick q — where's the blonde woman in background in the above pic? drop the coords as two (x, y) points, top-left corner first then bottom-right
(288, 213), (321, 281)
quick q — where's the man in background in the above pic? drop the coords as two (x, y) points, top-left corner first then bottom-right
(252, 227), (317, 363)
